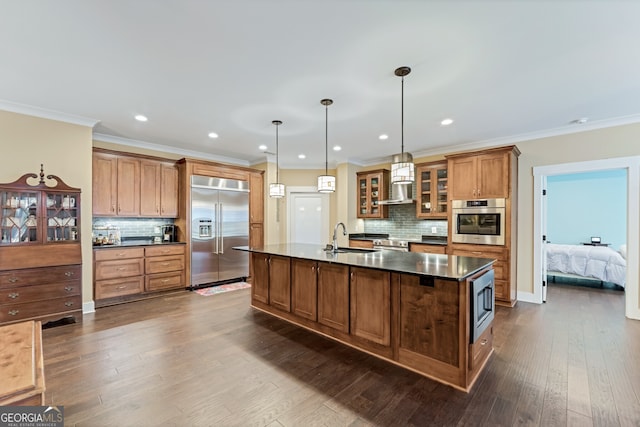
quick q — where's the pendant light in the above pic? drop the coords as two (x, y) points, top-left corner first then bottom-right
(390, 66), (415, 184)
(317, 98), (336, 193)
(269, 120), (285, 198)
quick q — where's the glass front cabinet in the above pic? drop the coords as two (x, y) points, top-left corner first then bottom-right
(416, 162), (448, 219)
(356, 169), (389, 219)
(0, 167), (80, 246)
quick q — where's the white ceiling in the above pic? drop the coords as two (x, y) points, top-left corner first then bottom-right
(2, 1), (640, 168)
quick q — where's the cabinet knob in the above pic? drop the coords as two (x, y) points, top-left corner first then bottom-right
(64, 301), (74, 307)
(480, 339), (488, 346)
(8, 309), (19, 316)
(8, 292), (19, 299)
(64, 286), (74, 292)
(8, 277), (18, 283)
(65, 271), (75, 277)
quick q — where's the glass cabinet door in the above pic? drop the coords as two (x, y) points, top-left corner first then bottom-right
(419, 169), (433, 215)
(45, 192), (79, 242)
(416, 163), (448, 218)
(436, 168), (448, 215)
(370, 176), (380, 216)
(1, 190), (40, 244)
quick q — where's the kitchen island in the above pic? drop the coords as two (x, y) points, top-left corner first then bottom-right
(236, 243), (496, 391)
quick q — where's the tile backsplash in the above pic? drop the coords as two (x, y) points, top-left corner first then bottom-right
(92, 217), (174, 239)
(363, 204), (447, 238)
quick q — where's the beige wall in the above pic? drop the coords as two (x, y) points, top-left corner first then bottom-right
(0, 110), (94, 307)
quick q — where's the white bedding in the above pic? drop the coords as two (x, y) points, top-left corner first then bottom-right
(546, 243), (626, 287)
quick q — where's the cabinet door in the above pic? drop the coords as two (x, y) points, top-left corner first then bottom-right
(251, 252), (269, 304)
(356, 171), (388, 219)
(160, 163), (178, 217)
(317, 262), (349, 333)
(291, 259), (317, 321)
(416, 163), (448, 218)
(92, 153), (118, 216)
(140, 161), (161, 216)
(448, 156), (477, 200)
(269, 255), (291, 312)
(350, 267), (390, 346)
(249, 172), (264, 223)
(477, 152), (509, 199)
(116, 157), (140, 216)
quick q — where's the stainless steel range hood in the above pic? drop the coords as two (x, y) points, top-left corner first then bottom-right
(378, 182), (415, 205)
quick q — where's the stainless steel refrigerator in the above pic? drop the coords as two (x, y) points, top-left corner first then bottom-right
(190, 175), (249, 288)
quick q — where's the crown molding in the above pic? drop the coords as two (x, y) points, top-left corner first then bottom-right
(92, 133), (250, 166)
(0, 99), (100, 128)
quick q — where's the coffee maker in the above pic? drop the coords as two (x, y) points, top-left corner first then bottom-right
(160, 224), (177, 242)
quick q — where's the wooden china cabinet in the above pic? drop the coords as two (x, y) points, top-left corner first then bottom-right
(0, 166), (82, 326)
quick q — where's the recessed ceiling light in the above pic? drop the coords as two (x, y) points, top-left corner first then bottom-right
(571, 117), (589, 124)
(134, 114), (148, 122)
(333, 145), (342, 151)
(208, 132), (219, 139)
(378, 134), (389, 140)
(298, 154), (306, 159)
(440, 118), (454, 126)
(259, 144), (267, 151)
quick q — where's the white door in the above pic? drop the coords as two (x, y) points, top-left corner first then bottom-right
(287, 187), (329, 245)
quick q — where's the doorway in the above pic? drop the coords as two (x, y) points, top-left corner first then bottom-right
(533, 156), (640, 319)
(286, 186), (330, 245)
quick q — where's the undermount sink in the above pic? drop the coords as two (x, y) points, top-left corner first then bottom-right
(326, 247), (379, 253)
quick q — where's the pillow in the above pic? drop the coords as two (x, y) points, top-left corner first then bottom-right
(619, 244), (627, 259)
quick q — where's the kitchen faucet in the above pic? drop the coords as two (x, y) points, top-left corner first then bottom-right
(332, 222), (347, 252)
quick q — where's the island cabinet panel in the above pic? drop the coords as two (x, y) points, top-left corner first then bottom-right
(291, 259), (317, 321)
(251, 253), (269, 304)
(350, 267), (390, 346)
(317, 262), (349, 333)
(399, 274), (460, 367)
(268, 255), (291, 312)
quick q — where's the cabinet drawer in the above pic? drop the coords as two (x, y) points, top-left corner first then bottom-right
(0, 280), (81, 304)
(0, 296), (82, 323)
(409, 244), (447, 254)
(145, 245), (184, 257)
(145, 255), (184, 274)
(94, 247), (145, 261)
(95, 258), (144, 280)
(494, 279), (508, 300)
(0, 265), (81, 288)
(469, 325), (493, 371)
(145, 272), (183, 291)
(95, 277), (144, 300)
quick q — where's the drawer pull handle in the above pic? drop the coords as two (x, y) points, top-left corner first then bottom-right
(117, 252), (126, 257)
(8, 309), (19, 316)
(480, 339), (488, 346)
(162, 279), (169, 283)
(116, 285), (127, 289)
(65, 271), (75, 276)
(8, 292), (19, 299)
(64, 286), (74, 292)
(64, 301), (74, 307)
(161, 263), (170, 266)
(117, 267), (126, 271)
(8, 277), (18, 283)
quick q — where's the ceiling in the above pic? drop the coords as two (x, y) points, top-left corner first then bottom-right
(2, 1), (640, 169)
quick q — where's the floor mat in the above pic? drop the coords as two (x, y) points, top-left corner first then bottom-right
(194, 282), (251, 296)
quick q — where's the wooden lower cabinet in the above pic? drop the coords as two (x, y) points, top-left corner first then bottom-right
(268, 255), (291, 312)
(348, 239), (374, 249)
(94, 244), (186, 306)
(409, 243), (447, 254)
(350, 267), (390, 346)
(251, 253), (269, 304)
(291, 259), (317, 321)
(317, 262), (350, 333)
(0, 264), (82, 326)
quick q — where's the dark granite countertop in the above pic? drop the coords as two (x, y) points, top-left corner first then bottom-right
(234, 243), (494, 281)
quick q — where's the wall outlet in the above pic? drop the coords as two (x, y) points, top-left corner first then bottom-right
(431, 226), (438, 233)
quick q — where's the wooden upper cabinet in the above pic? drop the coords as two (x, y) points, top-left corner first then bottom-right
(160, 163), (178, 217)
(116, 157), (140, 216)
(447, 146), (518, 200)
(356, 169), (389, 219)
(93, 150), (179, 218)
(92, 152), (118, 216)
(140, 161), (161, 216)
(249, 172), (264, 223)
(416, 161), (448, 218)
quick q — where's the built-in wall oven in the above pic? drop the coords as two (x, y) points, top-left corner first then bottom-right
(451, 198), (506, 246)
(470, 268), (495, 343)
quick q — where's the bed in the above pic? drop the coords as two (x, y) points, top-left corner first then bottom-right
(546, 243), (627, 288)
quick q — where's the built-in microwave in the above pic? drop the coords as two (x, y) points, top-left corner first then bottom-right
(451, 198), (506, 246)
(470, 268), (495, 343)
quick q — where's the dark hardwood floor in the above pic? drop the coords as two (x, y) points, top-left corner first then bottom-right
(41, 284), (640, 426)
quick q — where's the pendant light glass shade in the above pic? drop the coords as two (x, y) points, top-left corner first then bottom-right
(269, 120), (285, 198)
(317, 98), (336, 193)
(391, 66), (415, 184)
